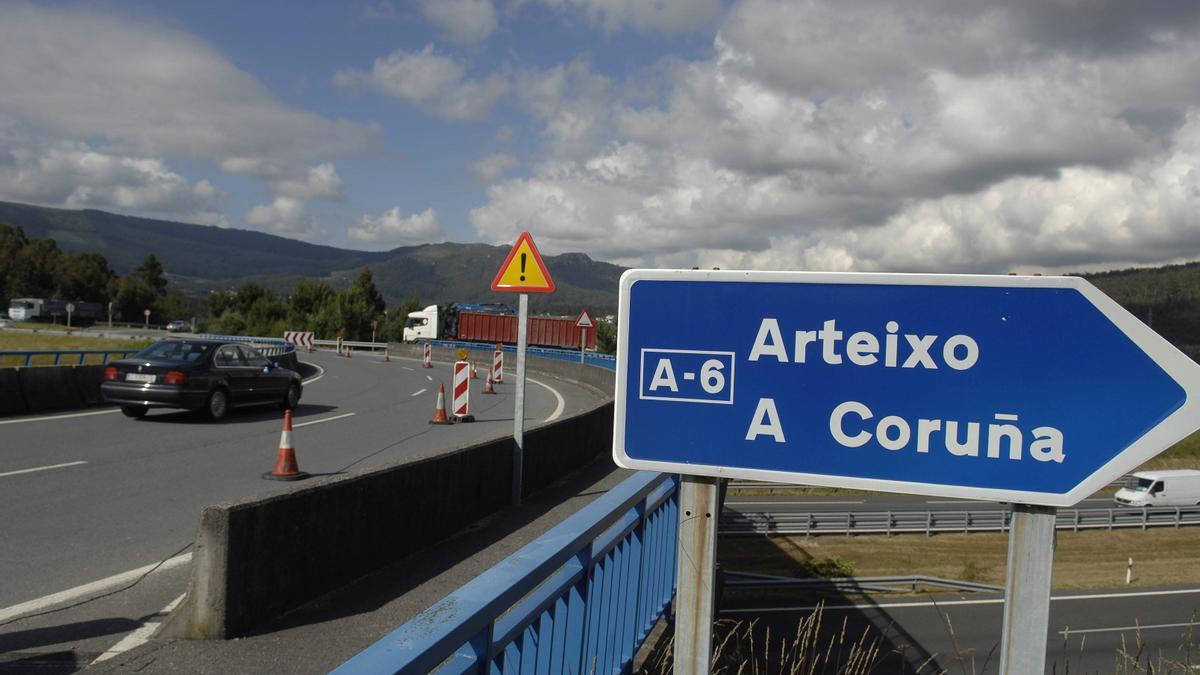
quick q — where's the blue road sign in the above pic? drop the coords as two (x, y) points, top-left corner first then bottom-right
(613, 270), (1200, 506)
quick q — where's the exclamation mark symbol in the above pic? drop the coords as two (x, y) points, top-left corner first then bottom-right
(519, 252), (526, 281)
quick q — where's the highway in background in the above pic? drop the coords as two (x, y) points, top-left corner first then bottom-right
(0, 349), (606, 669)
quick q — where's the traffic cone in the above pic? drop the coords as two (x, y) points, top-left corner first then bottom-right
(429, 384), (451, 425)
(470, 361), (478, 379)
(263, 410), (310, 481)
(383, 349), (390, 363)
(483, 371), (495, 394)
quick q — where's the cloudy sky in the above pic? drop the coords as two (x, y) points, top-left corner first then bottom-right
(2, 0), (1199, 274)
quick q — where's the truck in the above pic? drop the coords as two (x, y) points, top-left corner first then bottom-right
(402, 303), (598, 350)
(8, 298), (103, 325)
(1113, 469), (1200, 507)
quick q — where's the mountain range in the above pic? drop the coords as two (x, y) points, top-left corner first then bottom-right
(0, 201), (625, 315)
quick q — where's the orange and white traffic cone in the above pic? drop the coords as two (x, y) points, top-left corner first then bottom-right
(263, 410), (310, 481)
(429, 383), (451, 425)
(383, 349), (390, 362)
(470, 361), (478, 379)
(483, 371), (495, 394)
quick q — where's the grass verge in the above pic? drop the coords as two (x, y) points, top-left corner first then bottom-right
(0, 332), (150, 366)
(720, 527), (1200, 590)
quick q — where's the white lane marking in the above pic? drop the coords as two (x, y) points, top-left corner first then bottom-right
(426, 375), (433, 381)
(402, 366), (414, 371)
(0, 552), (192, 623)
(294, 412), (356, 428)
(411, 388), (427, 397)
(721, 587), (1200, 615)
(0, 460), (87, 479)
(1060, 621), (1198, 637)
(925, 499), (995, 504)
(302, 361), (327, 385)
(91, 593), (186, 664)
(728, 500), (866, 506)
(0, 408), (119, 426)
(526, 376), (565, 423)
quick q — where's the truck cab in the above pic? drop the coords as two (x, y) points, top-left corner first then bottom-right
(402, 305), (439, 342)
(1113, 469), (1200, 507)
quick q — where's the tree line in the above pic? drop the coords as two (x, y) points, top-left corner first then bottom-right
(205, 269), (421, 342)
(1, 222), (188, 323)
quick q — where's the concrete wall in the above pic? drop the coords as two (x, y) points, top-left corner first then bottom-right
(167, 354), (615, 639)
(0, 364), (106, 415)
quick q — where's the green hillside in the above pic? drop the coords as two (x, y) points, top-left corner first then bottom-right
(0, 201), (625, 315)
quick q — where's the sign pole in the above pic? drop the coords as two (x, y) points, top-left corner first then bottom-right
(999, 504), (1057, 674)
(512, 293), (528, 507)
(674, 474), (719, 674)
(580, 327), (585, 364)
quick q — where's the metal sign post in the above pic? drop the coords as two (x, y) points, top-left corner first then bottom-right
(1000, 504), (1057, 673)
(491, 232), (555, 508)
(512, 293), (528, 506)
(674, 475), (719, 674)
(66, 303), (75, 328)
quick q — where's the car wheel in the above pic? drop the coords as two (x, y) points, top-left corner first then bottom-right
(120, 404), (148, 418)
(281, 382), (301, 410)
(206, 388), (229, 421)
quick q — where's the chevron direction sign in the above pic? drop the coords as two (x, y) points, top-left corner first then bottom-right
(613, 270), (1200, 507)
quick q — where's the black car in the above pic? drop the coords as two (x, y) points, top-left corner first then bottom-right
(101, 339), (303, 420)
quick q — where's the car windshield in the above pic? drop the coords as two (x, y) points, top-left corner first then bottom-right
(136, 342), (211, 362)
(405, 316), (427, 328)
(1131, 478), (1155, 492)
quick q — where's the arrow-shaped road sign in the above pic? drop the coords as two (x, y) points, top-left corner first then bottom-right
(613, 270), (1200, 507)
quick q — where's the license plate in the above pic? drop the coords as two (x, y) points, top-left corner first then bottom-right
(125, 373), (156, 383)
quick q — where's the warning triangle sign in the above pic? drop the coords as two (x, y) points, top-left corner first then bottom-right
(491, 232), (556, 293)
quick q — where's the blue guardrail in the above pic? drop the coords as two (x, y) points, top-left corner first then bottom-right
(0, 349), (141, 366)
(429, 340), (616, 371)
(333, 471), (679, 674)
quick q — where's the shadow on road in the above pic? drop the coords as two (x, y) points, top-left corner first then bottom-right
(131, 402), (340, 425)
(0, 617), (141, 674)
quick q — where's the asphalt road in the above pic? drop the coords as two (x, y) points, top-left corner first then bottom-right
(0, 349), (606, 671)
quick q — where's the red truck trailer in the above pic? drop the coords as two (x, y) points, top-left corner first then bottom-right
(402, 303), (598, 350)
(456, 311), (597, 349)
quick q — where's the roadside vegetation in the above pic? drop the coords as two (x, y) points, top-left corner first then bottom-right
(0, 332), (151, 366)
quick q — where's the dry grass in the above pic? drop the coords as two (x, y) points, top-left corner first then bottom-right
(720, 527), (1200, 590)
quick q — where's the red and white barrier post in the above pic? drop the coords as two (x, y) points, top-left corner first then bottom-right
(423, 341), (433, 368)
(451, 360), (474, 422)
(493, 347), (504, 383)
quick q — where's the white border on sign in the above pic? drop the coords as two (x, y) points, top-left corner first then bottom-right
(638, 348), (736, 405)
(611, 268), (1200, 508)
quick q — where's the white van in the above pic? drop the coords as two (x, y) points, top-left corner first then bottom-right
(1113, 470), (1200, 507)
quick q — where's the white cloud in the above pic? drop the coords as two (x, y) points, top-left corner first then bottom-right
(244, 197), (324, 241)
(348, 207), (443, 247)
(0, 4), (374, 165)
(0, 136), (224, 222)
(273, 163), (345, 201)
(422, 0), (498, 44)
(535, 0), (723, 34)
(472, 0), (1200, 273)
(469, 153), (518, 183)
(335, 44), (508, 121)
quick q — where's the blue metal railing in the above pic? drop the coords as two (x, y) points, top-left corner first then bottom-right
(0, 349), (140, 367)
(334, 472), (679, 674)
(428, 339), (617, 371)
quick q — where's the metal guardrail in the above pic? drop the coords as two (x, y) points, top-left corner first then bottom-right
(312, 339), (388, 351)
(723, 571), (1003, 594)
(194, 334), (296, 358)
(428, 339), (617, 371)
(722, 505), (1200, 536)
(0, 349), (141, 367)
(333, 472), (679, 674)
